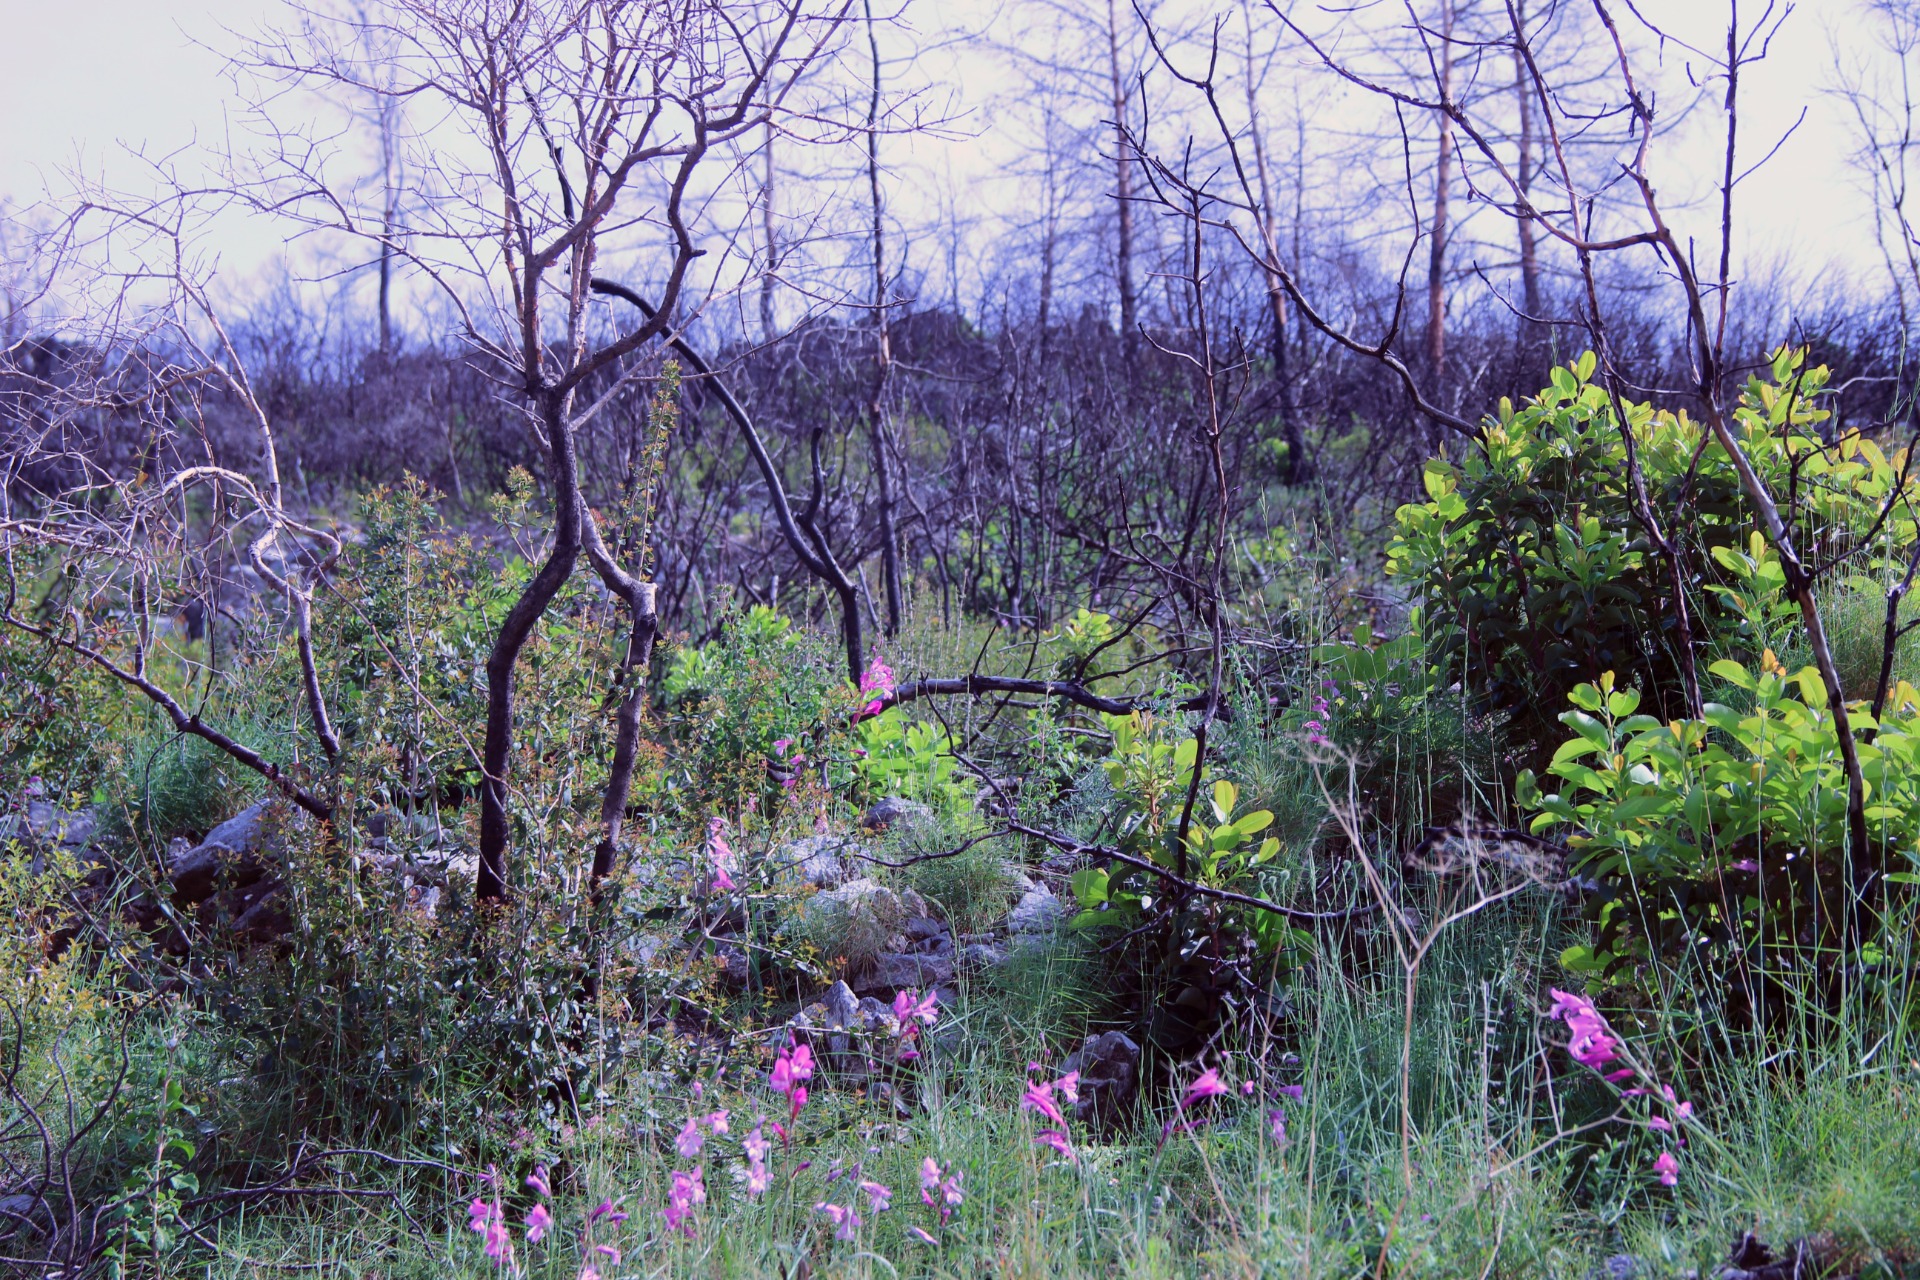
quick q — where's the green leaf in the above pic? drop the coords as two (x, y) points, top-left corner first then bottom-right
(1708, 659), (1756, 691)
(1232, 809), (1273, 837)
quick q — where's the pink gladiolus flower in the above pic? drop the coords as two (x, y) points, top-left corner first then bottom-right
(1181, 1067), (1228, 1109)
(920, 1157), (942, 1199)
(676, 1117), (704, 1159)
(1033, 1128), (1077, 1162)
(706, 1109), (729, 1135)
(858, 1180), (892, 1213)
(939, 1170), (964, 1209)
(595, 1244), (622, 1262)
(908, 1225), (939, 1245)
(1056, 1071), (1079, 1105)
(483, 1217), (509, 1260)
(908, 989), (939, 1025)
(1021, 1079), (1066, 1127)
(664, 1168), (705, 1238)
(1653, 1152), (1680, 1186)
(747, 1160), (771, 1197)
(467, 1199), (494, 1233)
(789, 1084), (809, 1118)
(1278, 1084), (1304, 1100)
(1648, 1116), (1672, 1133)
(1241, 1080), (1256, 1096)
(897, 1044), (921, 1063)
(859, 657), (895, 697)
(816, 1201), (861, 1240)
(525, 1166), (551, 1197)
(745, 1125), (770, 1163)
(525, 1203), (552, 1243)
(1268, 1109), (1289, 1144)
(581, 1268), (601, 1280)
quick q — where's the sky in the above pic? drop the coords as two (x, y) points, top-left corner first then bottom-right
(0, 0), (1898, 314)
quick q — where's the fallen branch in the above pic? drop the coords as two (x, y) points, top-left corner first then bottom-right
(872, 675), (1229, 721)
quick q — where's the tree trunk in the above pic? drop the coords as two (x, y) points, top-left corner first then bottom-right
(865, 0), (902, 636)
(1426, 1), (1455, 377)
(478, 391), (584, 902)
(1107, 0), (1139, 346)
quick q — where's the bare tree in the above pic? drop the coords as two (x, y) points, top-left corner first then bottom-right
(246, 0), (860, 902)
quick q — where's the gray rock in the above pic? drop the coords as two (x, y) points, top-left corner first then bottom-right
(1059, 1031), (1140, 1129)
(0, 801), (101, 868)
(801, 877), (911, 966)
(780, 835), (851, 888)
(853, 951), (955, 994)
(905, 914), (947, 942)
(862, 797), (933, 832)
(1006, 884), (1066, 934)
(960, 940), (1009, 969)
(169, 800), (284, 903)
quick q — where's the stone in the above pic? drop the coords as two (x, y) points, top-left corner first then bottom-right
(801, 877), (909, 965)
(0, 801), (102, 870)
(861, 797), (933, 832)
(779, 835), (851, 888)
(1005, 884), (1066, 934)
(852, 951), (955, 995)
(904, 915), (946, 942)
(169, 800), (285, 904)
(1059, 1031), (1140, 1130)
(959, 940), (1008, 970)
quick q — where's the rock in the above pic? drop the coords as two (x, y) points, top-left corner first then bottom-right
(862, 797), (933, 832)
(1059, 1031), (1140, 1130)
(1593, 1256), (1641, 1280)
(801, 878), (909, 964)
(0, 801), (102, 870)
(779, 835), (851, 888)
(230, 881), (290, 943)
(169, 800), (286, 904)
(1005, 884), (1066, 934)
(959, 940), (1008, 970)
(852, 951), (955, 995)
(715, 942), (751, 989)
(905, 915), (946, 942)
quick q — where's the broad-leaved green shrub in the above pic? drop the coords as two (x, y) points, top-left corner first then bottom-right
(1389, 351), (1909, 746)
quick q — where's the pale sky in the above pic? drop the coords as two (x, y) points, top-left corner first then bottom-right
(0, 0), (1897, 316)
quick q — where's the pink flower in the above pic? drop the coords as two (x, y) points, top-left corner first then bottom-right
(675, 1116), (704, 1159)
(1055, 1071), (1079, 1105)
(707, 818), (737, 892)
(1653, 1151), (1680, 1187)
(1021, 1078), (1066, 1127)
(744, 1125), (770, 1163)
(1268, 1109), (1289, 1144)
(816, 1201), (861, 1240)
(859, 657), (896, 697)
(858, 1179), (892, 1213)
(893, 987), (939, 1028)
(938, 1169), (964, 1209)
(1181, 1068), (1228, 1109)
(467, 1198), (494, 1233)
(1648, 1116), (1672, 1133)
(746, 1159), (771, 1197)
(1241, 1080), (1256, 1096)
(1278, 1084), (1304, 1100)
(1033, 1128), (1077, 1162)
(908, 1225), (939, 1245)
(920, 1157), (942, 1200)
(664, 1168), (705, 1238)
(525, 1166), (551, 1198)
(525, 1203), (552, 1243)
(595, 1244), (622, 1262)
(706, 1109), (730, 1136)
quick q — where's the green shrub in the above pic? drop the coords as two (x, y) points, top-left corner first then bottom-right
(1388, 351), (1908, 746)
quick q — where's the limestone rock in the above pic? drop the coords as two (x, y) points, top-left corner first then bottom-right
(1006, 884), (1066, 935)
(1059, 1031), (1140, 1129)
(861, 797), (933, 832)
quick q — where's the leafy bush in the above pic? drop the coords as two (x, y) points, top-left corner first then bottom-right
(1389, 351), (1908, 744)
(1520, 664), (1920, 995)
